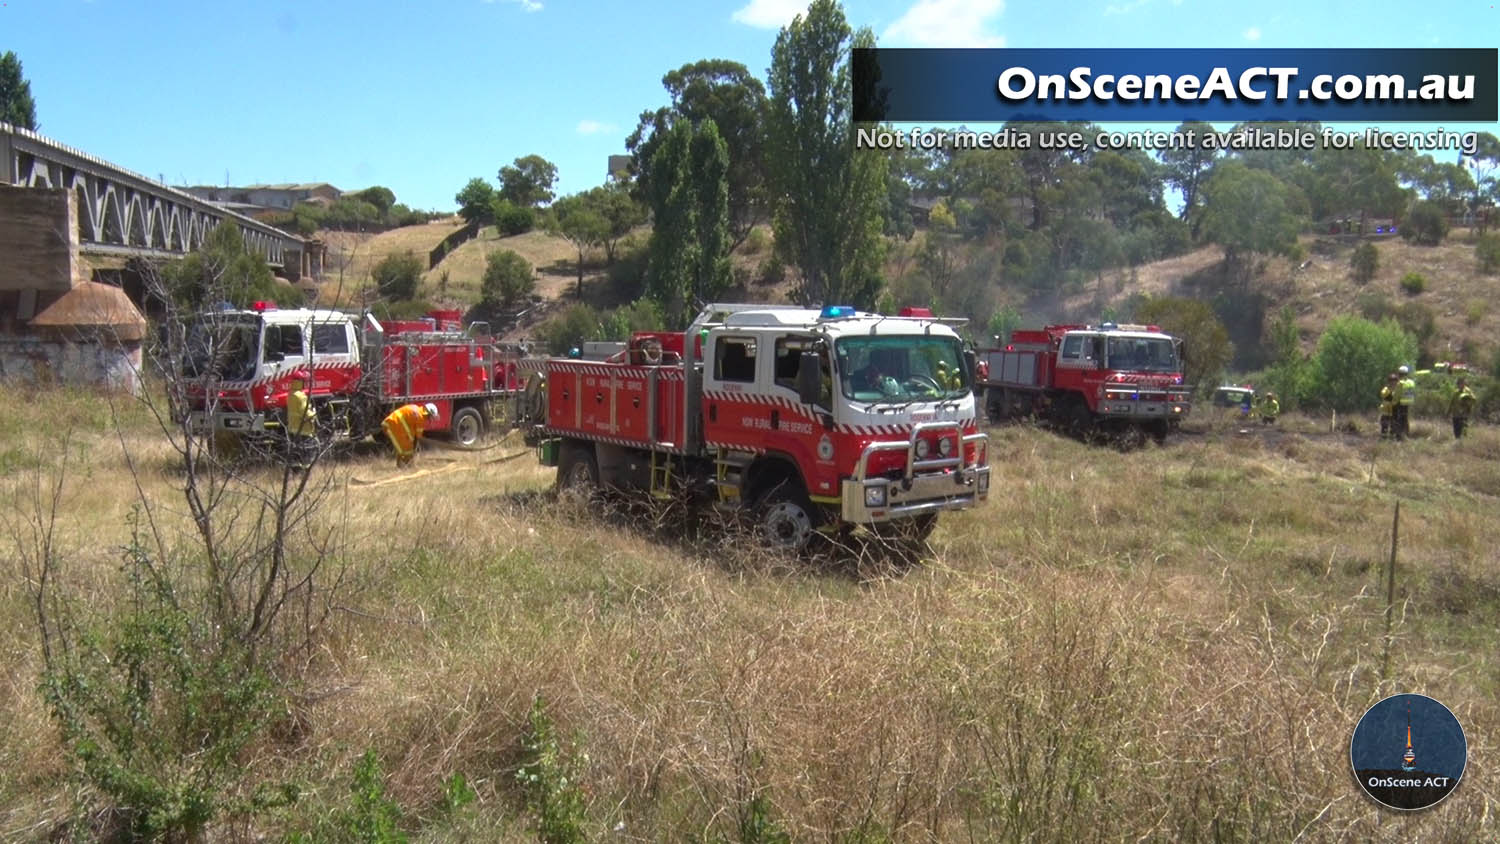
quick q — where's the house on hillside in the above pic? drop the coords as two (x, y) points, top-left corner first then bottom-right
(181, 182), (343, 211)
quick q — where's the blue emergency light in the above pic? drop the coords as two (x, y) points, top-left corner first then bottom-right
(820, 305), (855, 319)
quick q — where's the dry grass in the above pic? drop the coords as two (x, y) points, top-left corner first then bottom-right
(313, 219), (468, 306)
(3, 388), (1499, 839)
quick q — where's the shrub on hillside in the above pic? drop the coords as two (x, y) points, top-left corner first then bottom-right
(1476, 233), (1500, 274)
(536, 304), (604, 355)
(1467, 300), (1488, 326)
(372, 251), (424, 301)
(743, 227), (770, 255)
(1401, 200), (1449, 246)
(1399, 272), (1426, 296)
(493, 198), (537, 236)
(602, 299), (665, 341)
(370, 298), (436, 321)
(481, 249), (534, 310)
(1350, 242), (1378, 285)
(1313, 315), (1419, 411)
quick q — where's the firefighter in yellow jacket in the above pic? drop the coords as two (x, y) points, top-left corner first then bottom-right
(285, 370), (318, 467)
(1379, 372), (1400, 439)
(1450, 376), (1477, 439)
(382, 403), (439, 467)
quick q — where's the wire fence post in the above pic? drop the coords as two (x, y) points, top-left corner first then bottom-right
(1381, 500), (1400, 682)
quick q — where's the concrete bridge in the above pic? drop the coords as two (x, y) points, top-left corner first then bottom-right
(0, 120), (314, 278)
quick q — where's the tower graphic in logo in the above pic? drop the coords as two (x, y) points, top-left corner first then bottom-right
(1401, 701), (1416, 772)
(1351, 693), (1466, 811)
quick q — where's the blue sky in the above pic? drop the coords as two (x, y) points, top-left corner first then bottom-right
(3, 0), (1495, 212)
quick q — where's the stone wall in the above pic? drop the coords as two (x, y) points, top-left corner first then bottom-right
(0, 334), (143, 395)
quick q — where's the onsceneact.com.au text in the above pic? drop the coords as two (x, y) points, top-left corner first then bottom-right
(996, 67), (1477, 104)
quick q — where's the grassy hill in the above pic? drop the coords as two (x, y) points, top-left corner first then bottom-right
(1, 385), (1496, 838)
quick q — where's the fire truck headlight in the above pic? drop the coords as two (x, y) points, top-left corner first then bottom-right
(865, 484), (887, 508)
(938, 436), (953, 457)
(977, 471), (990, 494)
(915, 438), (931, 459)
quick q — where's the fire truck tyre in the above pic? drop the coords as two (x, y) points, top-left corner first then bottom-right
(1148, 420), (1169, 444)
(755, 483), (818, 551)
(558, 444), (599, 490)
(450, 406), (485, 447)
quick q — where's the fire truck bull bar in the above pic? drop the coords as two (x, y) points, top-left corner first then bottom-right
(841, 421), (990, 524)
(1097, 387), (1192, 420)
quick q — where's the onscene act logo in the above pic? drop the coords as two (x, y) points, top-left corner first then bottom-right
(1350, 693), (1466, 811)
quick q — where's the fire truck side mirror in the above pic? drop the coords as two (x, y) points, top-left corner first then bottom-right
(964, 349), (978, 381)
(796, 350), (822, 405)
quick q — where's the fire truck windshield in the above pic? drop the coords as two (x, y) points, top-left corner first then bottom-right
(1105, 336), (1178, 373)
(184, 317), (259, 381)
(836, 335), (969, 403)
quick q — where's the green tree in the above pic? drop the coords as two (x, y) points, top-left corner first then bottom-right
(1160, 120), (1218, 235)
(1132, 296), (1232, 390)
(455, 178), (496, 226)
(161, 223), (280, 308)
(492, 198), (537, 236)
(1476, 232), (1500, 274)
(1198, 161), (1303, 278)
(1350, 242), (1379, 285)
(1261, 305), (1316, 408)
(547, 192), (610, 299)
(645, 120), (732, 327)
(352, 186), (397, 217)
(536, 304), (604, 355)
(372, 251), (424, 301)
(1313, 315), (1418, 411)
(1401, 199), (1449, 246)
(589, 181), (648, 263)
(628, 59), (768, 251)
(0, 51), (38, 130)
(499, 155), (558, 208)
(481, 249), (534, 310)
(765, 0), (886, 308)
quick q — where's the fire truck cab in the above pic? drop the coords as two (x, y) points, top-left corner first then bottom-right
(529, 304), (991, 550)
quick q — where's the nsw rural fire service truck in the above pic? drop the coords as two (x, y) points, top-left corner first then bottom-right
(519, 304), (991, 550)
(184, 302), (530, 447)
(978, 322), (1192, 445)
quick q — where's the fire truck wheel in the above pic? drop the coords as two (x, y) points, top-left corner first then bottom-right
(558, 443), (599, 490)
(755, 484), (818, 551)
(450, 406), (485, 447)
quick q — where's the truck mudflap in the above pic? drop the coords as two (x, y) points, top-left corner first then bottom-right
(840, 421), (990, 524)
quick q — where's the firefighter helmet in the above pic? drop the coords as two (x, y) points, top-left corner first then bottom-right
(423, 403), (439, 421)
(1398, 365), (1410, 375)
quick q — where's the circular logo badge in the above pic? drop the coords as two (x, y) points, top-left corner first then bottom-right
(1350, 693), (1466, 811)
(817, 434), (834, 461)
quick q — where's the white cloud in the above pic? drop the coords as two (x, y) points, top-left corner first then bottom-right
(1104, 0), (1151, 15)
(484, 0), (542, 12)
(576, 120), (617, 136)
(731, 0), (808, 28)
(1243, 25), (1261, 41)
(883, 0), (1006, 48)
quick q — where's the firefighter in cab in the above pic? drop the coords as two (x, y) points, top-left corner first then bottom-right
(382, 403), (439, 468)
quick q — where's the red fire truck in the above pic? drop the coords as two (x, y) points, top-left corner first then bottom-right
(518, 304), (991, 550)
(184, 302), (530, 447)
(978, 322), (1192, 444)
